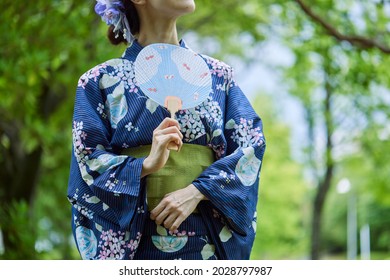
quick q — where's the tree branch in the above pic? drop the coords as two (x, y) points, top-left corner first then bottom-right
(294, 0), (390, 54)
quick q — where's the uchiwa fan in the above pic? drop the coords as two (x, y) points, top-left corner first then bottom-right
(134, 43), (212, 118)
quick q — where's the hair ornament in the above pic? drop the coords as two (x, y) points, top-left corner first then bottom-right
(94, 0), (134, 43)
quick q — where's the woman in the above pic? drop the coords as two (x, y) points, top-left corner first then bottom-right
(68, 0), (266, 260)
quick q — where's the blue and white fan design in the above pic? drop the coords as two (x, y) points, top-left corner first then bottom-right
(134, 43), (212, 117)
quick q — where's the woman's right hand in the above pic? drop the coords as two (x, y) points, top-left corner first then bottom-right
(141, 117), (183, 177)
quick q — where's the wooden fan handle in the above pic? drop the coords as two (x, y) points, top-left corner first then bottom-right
(165, 96), (183, 118)
(164, 96), (183, 151)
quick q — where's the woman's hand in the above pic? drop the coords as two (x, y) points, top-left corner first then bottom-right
(142, 117), (183, 177)
(150, 184), (206, 232)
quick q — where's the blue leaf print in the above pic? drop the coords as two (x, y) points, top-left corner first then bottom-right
(105, 82), (128, 129)
(151, 235), (188, 253)
(75, 226), (98, 260)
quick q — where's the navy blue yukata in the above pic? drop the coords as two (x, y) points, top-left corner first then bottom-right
(67, 39), (266, 260)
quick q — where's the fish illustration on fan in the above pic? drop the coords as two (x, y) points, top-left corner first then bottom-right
(134, 43), (212, 118)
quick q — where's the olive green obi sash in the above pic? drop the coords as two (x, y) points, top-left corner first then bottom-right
(122, 144), (215, 212)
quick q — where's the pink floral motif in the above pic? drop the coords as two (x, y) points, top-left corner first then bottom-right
(230, 118), (263, 148)
(97, 229), (142, 260)
(97, 229), (127, 260)
(168, 229), (196, 237)
(129, 84), (139, 93)
(78, 63), (108, 89)
(208, 143), (225, 160)
(72, 121), (92, 167)
(129, 252), (136, 260)
(207, 57), (233, 80)
(127, 239), (138, 251)
(128, 232), (142, 260)
(212, 208), (226, 225)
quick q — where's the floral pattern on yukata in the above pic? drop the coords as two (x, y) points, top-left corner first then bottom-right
(67, 39), (266, 260)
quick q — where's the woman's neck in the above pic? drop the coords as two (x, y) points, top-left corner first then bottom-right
(136, 18), (179, 46)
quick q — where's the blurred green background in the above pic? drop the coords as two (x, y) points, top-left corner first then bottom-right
(1, 0), (389, 260)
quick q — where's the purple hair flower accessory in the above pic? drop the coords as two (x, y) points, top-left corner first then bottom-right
(94, 0), (134, 43)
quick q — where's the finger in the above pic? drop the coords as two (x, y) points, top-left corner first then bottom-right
(152, 195), (181, 225)
(170, 214), (186, 232)
(156, 134), (182, 150)
(167, 142), (180, 151)
(162, 212), (180, 230)
(155, 126), (183, 139)
(156, 117), (181, 131)
(154, 207), (172, 226)
(150, 198), (173, 225)
(150, 202), (165, 221)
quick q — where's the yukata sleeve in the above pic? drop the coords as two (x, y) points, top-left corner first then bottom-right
(192, 79), (266, 235)
(71, 72), (144, 230)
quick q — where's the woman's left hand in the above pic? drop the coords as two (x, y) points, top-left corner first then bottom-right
(150, 184), (206, 232)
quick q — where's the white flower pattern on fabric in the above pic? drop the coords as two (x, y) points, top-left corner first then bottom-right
(72, 121), (89, 166)
(218, 170), (236, 184)
(72, 202), (94, 220)
(177, 109), (206, 141)
(107, 59), (138, 91)
(96, 103), (108, 119)
(72, 121), (94, 185)
(197, 96), (223, 127)
(177, 95), (222, 142)
(97, 103), (104, 114)
(125, 122), (139, 132)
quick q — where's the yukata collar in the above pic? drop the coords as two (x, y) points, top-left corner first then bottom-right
(122, 39), (189, 61)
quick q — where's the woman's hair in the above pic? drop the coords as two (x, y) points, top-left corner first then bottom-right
(107, 0), (140, 45)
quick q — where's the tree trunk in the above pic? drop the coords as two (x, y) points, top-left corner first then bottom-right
(311, 165), (334, 259)
(0, 80), (54, 258)
(310, 66), (335, 259)
(0, 143), (42, 259)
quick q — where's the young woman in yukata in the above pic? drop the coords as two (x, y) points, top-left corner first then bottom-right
(68, 0), (266, 260)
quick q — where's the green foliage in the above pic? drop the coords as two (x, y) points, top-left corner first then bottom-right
(323, 158), (390, 258)
(0, 0), (123, 259)
(277, 0), (390, 258)
(0, 200), (38, 260)
(179, 0), (267, 58)
(251, 95), (309, 259)
(1, 0), (389, 260)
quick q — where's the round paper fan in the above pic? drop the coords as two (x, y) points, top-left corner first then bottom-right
(134, 43), (212, 117)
